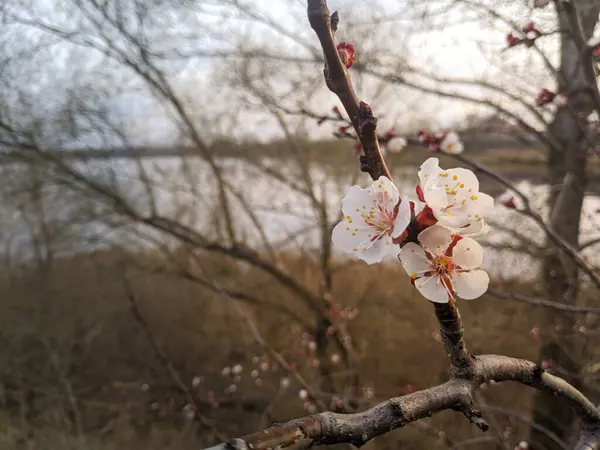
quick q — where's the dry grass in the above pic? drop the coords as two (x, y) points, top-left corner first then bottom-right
(0, 248), (597, 449)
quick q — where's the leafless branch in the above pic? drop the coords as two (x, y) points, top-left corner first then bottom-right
(307, 0), (391, 181)
(206, 355), (600, 450)
(488, 288), (600, 314)
(122, 276), (225, 441)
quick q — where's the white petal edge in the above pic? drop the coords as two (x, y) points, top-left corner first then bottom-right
(391, 199), (412, 238)
(451, 270), (489, 300)
(357, 235), (396, 265)
(451, 237), (484, 270)
(466, 192), (495, 216)
(399, 242), (431, 276)
(331, 222), (371, 253)
(418, 157), (441, 187)
(371, 176), (400, 207)
(418, 224), (453, 256)
(454, 219), (488, 236)
(414, 275), (450, 303)
(341, 185), (374, 218)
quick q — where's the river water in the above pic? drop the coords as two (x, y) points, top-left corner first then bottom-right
(1, 156), (598, 281)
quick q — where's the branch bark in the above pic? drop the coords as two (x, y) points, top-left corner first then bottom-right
(205, 355), (600, 450)
(307, 0), (391, 181)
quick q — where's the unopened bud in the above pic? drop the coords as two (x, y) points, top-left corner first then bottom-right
(507, 32), (522, 48)
(336, 43), (356, 68)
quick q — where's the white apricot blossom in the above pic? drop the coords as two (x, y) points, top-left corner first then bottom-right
(399, 225), (490, 303)
(387, 136), (408, 153)
(417, 158), (494, 232)
(332, 176), (411, 264)
(439, 132), (464, 155)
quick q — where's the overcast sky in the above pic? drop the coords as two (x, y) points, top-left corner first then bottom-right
(6, 0), (589, 147)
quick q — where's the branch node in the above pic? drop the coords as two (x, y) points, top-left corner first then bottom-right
(330, 10), (339, 32)
(453, 404), (489, 432)
(358, 101), (377, 135)
(359, 154), (371, 174)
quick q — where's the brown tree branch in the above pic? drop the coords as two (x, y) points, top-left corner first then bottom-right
(204, 3), (600, 449)
(434, 300), (472, 370)
(488, 288), (600, 314)
(122, 277), (225, 441)
(306, 0), (391, 181)
(560, 0), (600, 117)
(205, 355), (600, 450)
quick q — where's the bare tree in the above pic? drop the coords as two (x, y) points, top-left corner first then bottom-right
(208, 1), (600, 449)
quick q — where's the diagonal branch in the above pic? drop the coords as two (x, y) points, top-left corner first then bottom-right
(306, 0), (391, 181)
(488, 288), (600, 314)
(205, 355), (600, 450)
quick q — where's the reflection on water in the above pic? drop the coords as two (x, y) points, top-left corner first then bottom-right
(1, 156), (598, 280)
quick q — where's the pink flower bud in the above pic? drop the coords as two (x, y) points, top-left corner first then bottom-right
(336, 43), (356, 68)
(541, 359), (553, 369)
(507, 32), (522, 47)
(522, 22), (537, 35)
(535, 88), (556, 106)
(530, 327), (540, 337)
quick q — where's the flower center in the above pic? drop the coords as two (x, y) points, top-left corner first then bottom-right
(432, 255), (454, 276)
(365, 207), (395, 235)
(362, 200), (399, 237)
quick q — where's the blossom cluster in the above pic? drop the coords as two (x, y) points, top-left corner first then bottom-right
(506, 22), (542, 48)
(332, 157), (494, 303)
(418, 130), (464, 154)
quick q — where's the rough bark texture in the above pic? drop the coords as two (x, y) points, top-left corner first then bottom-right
(531, 1), (600, 448)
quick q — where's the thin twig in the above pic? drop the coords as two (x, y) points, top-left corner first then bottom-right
(488, 288), (600, 314)
(122, 277), (225, 441)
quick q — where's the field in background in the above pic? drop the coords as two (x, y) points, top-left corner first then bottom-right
(0, 248), (597, 449)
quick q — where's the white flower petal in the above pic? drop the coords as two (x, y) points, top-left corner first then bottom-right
(414, 275), (451, 303)
(357, 235), (397, 264)
(391, 199), (412, 238)
(444, 141), (464, 154)
(341, 185), (374, 219)
(455, 219), (488, 236)
(418, 157), (442, 187)
(372, 176), (400, 209)
(332, 222), (372, 253)
(440, 133), (464, 155)
(451, 270), (489, 300)
(399, 242), (431, 276)
(387, 137), (407, 153)
(443, 132), (459, 143)
(444, 168), (479, 197)
(451, 237), (484, 269)
(435, 208), (469, 229)
(465, 192), (494, 217)
(418, 225), (453, 256)
(422, 179), (448, 210)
